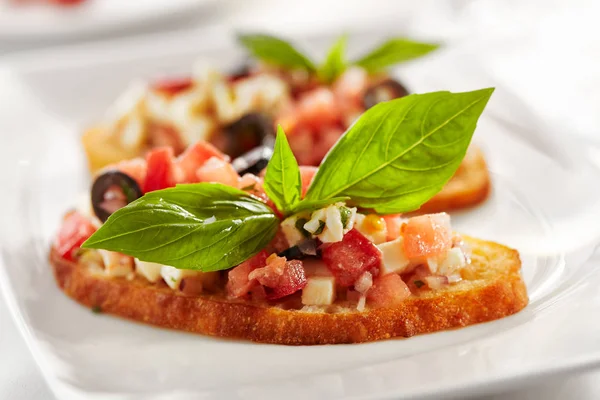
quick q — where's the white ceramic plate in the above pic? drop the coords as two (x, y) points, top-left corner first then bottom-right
(0, 0), (215, 41)
(2, 32), (600, 400)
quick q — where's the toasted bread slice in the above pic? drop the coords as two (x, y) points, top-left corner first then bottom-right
(50, 236), (527, 345)
(419, 146), (491, 213)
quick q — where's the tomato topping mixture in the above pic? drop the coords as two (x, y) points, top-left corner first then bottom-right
(249, 255), (307, 300)
(143, 147), (176, 193)
(367, 274), (411, 308)
(322, 229), (382, 287)
(402, 213), (452, 259)
(55, 211), (97, 261)
(176, 141), (228, 183)
(226, 250), (269, 298)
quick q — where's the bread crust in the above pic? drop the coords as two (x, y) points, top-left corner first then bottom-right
(50, 237), (528, 345)
(420, 146), (490, 213)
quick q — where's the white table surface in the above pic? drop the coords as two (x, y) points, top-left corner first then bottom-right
(2, 0), (600, 398)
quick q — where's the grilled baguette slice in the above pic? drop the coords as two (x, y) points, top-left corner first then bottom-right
(50, 236), (527, 345)
(419, 146), (491, 213)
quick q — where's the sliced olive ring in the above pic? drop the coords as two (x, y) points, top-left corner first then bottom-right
(222, 113), (276, 159)
(277, 239), (321, 260)
(362, 78), (409, 110)
(91, 171), (143, 223)
(231, 145), (273, 176)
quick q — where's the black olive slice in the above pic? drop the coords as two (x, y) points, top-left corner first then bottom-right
(91, 171), (143, 223)
(222, 113), (275, 159)
(277, 239), (321, 260)
(231, 146), (273, 176)
(362, 79), (409, 110)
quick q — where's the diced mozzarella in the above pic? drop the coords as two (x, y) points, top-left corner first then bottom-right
(118, 111), (147, 150)
(134, 259), (163, 283)
(304, 204), (357, 243)
(354, 213), (388, 244)
(145, 90), (173, 123)
(160, 265), (199, 290)
(377, 238), (411, 275)
(98, 250), (134, 278)
(280, 214), (308, 247)
(104, 80), (148, 126)
(437, 247), (467, 276)
(301, 276), (336, 306)
(233, 74), (290, 116)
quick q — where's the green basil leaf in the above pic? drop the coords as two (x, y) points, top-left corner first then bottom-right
(317, 35), (347, 84)
(263, 126), (302, 215)
(303, 88), (494, 214)
(82, 183), (279, 271)
(289, 196), (351, 215)
(238, 33), (316, 71)
(354, 38), (439, 73)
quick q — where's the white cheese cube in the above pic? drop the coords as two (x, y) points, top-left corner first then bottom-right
(437, 247), (467, 276)
(377, 238), (410, 275)
(319, 205), (344, 243)
(104, 80), (148, 126)
(98, 250), (134, 278)
(233, 74), (290, 116)
(301, 276), (336, 306)
(304, 208), (327, 234)
(160, 265), (199, 290)
(134, 259), (163, 283)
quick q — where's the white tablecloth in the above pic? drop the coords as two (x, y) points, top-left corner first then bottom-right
(1, 0), (599, 398)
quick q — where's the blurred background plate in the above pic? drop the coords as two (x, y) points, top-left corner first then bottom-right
(0, 0), (217, 41)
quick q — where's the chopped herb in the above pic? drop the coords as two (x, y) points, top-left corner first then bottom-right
(170, 276), (177, 283)
(339, 206), (352, 228)
(313, 220), (326, 235)
(295, 218), (311, 238)
(414, 280), (425, 289)
(91, 305), (102, 314)
(241, 183), (256, 191)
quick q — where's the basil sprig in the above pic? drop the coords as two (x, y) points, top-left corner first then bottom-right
(237, 34), (316, 72)
(354, 38), (439, 73)
(263, 126), (302, 215)
(82, 89), (493, 271)
(302, 88), (494, 213)
(82, 184), (279, 271)
(238, 33), (438, 83)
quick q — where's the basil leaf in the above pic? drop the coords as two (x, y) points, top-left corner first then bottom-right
(303, 88), (494, 214)
(290, 196), (350, 214)
(82, 183), (279, 271)
(317, 35), (347, 84)
(354, 38), (439, 73)
(263, 126), (302, 215)
(238, 33), (316, 71)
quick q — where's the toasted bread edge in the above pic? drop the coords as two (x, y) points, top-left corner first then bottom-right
(50, 237), (528, 345)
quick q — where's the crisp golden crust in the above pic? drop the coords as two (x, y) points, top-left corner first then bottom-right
(419, 146), (491, 213)
(50, 237), (527, 345)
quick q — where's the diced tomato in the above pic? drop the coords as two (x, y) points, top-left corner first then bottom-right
(402, 213), (452, 259)
(152, 77), (193, 97)
(296, 88), (342, 130)
(48, 0), (85, 6)
(176, 141), (229, 183)
(54, 212), (97, 261)
(367, 274), (411, 308)
(249, 256), (307, 300)
(322, 229), (382, 287)
(143, 147), (176, 193)
(265, 228), (289, 254)
(196, 156), (240, 187)
(226, 251), (269, 298)
(383, 214), (403, 241)
(299, 166), (318, 197)
(111, 157), (147, 188)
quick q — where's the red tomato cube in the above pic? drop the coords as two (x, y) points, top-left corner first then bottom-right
(143, 147), (176, 193)
(367, 274), (411, 308)
(322, 229), (382, 287)
(176, 141), (228, 183)
(226, 250), (269, 298)
(402, 213), (452, 259)
(54, 212), (97, 261)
